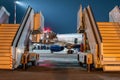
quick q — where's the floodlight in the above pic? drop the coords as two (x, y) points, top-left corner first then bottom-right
(15, 1), (20, 4)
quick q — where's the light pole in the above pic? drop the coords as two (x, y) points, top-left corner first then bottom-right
(14, 0), (28, 24)
(14, 1), (17, 24)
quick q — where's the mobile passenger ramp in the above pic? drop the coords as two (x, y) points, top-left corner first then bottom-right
(77, 5), (120, 71)
(0, 6), (35, 70)
(0, 6), (10, 23)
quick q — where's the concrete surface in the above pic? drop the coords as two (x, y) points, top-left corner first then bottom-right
(0, 52), (120, 80)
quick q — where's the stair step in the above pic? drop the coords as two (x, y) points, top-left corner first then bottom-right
(98, 25), (120, 28)
(0, 29), (17, 32)
(0, 33), (15, 36)
(0, 50), (10, 53)
(102, 61), (120, 64)
(0, 33), (16, 37)
(103, 54), (120, 57)
(0, 65), (12, 69)
(0, 46), (10, 50)
(0, 42), (11, 46)
(102, 37), (120, 39)
(103, 43), (120, 45)
(100, 30), (120, 34)
(0, 36), (13, 39)
(103, 65), (120, 71)
(0, 40), (12, 43)
(0, 24), (19, 27)
(0, 32), (16, 34)
(0, 25), (18, 27)
(0, 24), (19, 26)
(99, 28), (120, 31)
(103, 47), (120, 50)
(103, 43), (120, 47)
(101, 33), (120, 37)
(0, 26), (18, 29)
(0, 45), (11, 48)
(103, 39), (120, 43)
(0, 61), (11, 65)
(103, 50), (120, 53)
(0, 53), (12, 57)
(103, 57), (120, 62)
(97, 22), (119, 26)
(0, 57), (11, 60)
(0, 35), (14, 37)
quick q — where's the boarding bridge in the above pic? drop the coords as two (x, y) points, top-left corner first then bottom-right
(0, 6), (34, 69)
(78, 6), (120, 71)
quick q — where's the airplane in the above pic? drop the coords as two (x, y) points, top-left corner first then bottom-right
(49, 33), (82, 54)
(33, 28), (82, 54)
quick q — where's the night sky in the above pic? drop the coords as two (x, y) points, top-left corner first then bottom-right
(0, 0), (120, 33)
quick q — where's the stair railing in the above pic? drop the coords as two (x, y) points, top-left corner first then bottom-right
(11, 6), (34, 68)
(84, 6), (102, 68)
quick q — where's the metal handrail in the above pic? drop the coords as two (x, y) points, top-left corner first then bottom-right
(87, 6), (102, 43)
(84, 6), (102, 66)
(12, 6), (32, 47)
(16, 7), (32, 47)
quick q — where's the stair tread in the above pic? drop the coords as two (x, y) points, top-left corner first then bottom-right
(100, 30), (120, 34)
(99, 28), (120, 31)
(0, 65), (12, 69)
(0, 61), (11, 65)
(98, 26), (120, 27)
(0, 30), (17, 32)
(0, 40), (12, 43)
(97, 22), (119, 26)
(103, 43), (120, 44)
(0, 54), (12, 56)
(0, 57), (11, 60)
(103, 52), (120, 54)
(98, 25), (120, 28)
(0, 24), (19, 27)
(0, 31), (16, 34)
(0, 49), (10, 51)
(103, 44), (120, 47)
(0, 27), (18, 29)
(102, 61), (120, 63)
(103, 50), (120, 52)
(101, 34), (120, 37)
(0, 36), (14, 39)
(103, 39), (120, 41)
(102, 37), (120, 39)
(0, 43), (11, 46)
(0, 26), (18, 28)
(102, 58), (120, 62)
(103, 54), (120, 57)
(0, 35), (14, 37)
(103, 47), (120, 49)
(0, 47), (10, 50)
